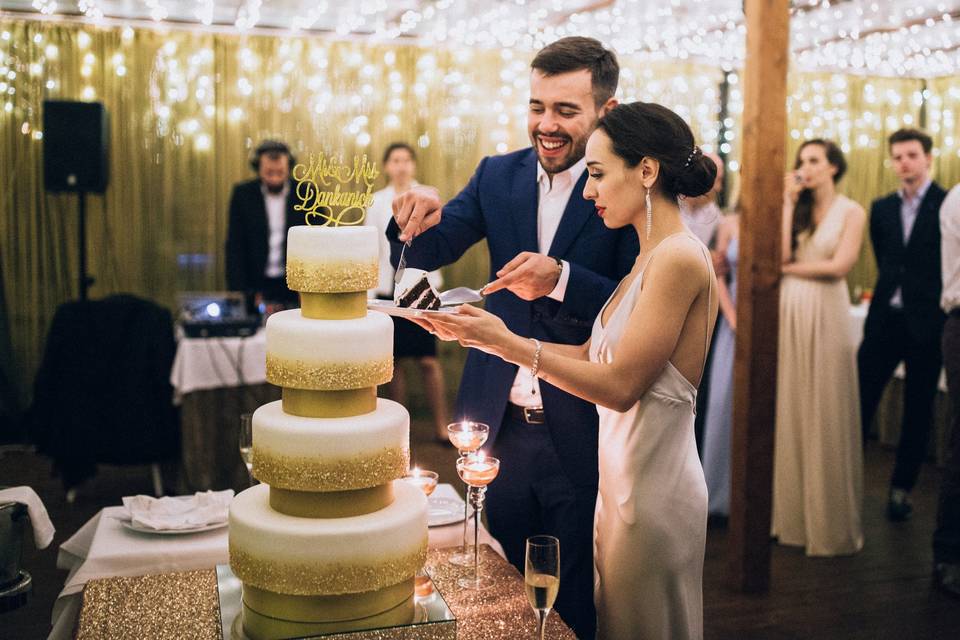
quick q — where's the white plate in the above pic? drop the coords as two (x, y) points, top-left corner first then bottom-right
(428, 496), (470, 527)
(367, 300), (457, 319)
(121, 520), (228, 535)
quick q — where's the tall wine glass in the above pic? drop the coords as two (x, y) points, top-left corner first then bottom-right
(239, 413), (254, 486)
(525, 536), (560, 640)
(447, 421), (489, 567)
(456, 453), (500, 590)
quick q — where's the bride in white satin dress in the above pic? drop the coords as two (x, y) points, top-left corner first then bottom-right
(423, 102), (718, 640)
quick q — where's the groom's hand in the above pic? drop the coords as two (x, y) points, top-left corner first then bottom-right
(392, 186), (442, 242)
(483, 252), (561, 301)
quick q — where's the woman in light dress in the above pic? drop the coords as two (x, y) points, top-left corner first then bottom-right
(421, 102), (718, 640)
(702, 212), (739, 517)
(773, 139), (866, 556)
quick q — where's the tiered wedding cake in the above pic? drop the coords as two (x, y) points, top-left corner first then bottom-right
(229, 225), (428, 639)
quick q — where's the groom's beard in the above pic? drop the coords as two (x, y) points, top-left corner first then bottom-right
(264, 182), (286, 194)
(531, 130), (587, 176)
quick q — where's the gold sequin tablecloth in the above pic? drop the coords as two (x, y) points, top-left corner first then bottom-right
(75, 545), (577, 640)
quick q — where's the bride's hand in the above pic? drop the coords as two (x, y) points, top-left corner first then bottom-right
(407, 317), (460, 342)
(423, 305), (512, 355)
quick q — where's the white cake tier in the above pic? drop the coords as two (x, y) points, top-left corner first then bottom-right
(229, 481), (428, 596)
(286, 226), (379, 293)
(253, 399), (409, 491)
(265, 309), (393, 390)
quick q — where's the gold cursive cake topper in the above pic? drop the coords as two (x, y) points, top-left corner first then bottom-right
(292, 152), (380, 226)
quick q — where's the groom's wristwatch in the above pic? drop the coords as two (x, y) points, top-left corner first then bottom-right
(549, 255), (563, 283)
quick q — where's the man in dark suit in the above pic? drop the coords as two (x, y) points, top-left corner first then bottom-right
(225, 140), (301, 311)
(390, 37), (638, 639)
(859, 128), (947, 522)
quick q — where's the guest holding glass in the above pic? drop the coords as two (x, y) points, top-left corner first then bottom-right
(365, 142), (449, 442)
(701, 211), (738, 518)
(858, 129), (948, 522)
(773, 139), (866, 556)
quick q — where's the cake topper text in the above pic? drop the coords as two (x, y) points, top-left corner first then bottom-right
(292, 152), (380, 226)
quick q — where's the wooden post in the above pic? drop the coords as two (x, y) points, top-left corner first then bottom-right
(728, 0), (790, 593)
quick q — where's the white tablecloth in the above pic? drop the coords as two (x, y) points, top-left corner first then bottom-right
(169, 330), (267, 401)
(49, 484), (503, 640)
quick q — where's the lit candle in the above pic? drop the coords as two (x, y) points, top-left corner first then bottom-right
(403, 467), (438, 496)
(457, 452), (500, 487)
(447, 421), (489, 453)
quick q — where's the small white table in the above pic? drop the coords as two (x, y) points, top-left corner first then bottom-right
(49, 484), (503, 640)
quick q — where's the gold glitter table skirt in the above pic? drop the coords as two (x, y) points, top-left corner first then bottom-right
(75, 546), (577, 640)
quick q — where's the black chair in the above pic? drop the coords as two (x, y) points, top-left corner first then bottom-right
(28, 294), (180, 496)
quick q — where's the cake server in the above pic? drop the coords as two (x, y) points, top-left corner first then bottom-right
(438, 285), (490, 306)
(394, 239), (412, 288)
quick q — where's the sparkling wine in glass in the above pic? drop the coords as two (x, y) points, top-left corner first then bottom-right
(239, 413), (254, 486)
(447, 422), (489, 567)
(525, 535), (560, 640)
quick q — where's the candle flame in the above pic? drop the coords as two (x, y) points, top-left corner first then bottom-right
(412, 466), (421, 477)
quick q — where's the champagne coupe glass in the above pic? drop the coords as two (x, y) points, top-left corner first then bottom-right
(455, 453), (500, 590)
(239, 413), (254, 487)
(403, 468), (440, 599)
(447, 422), (489, 567)
(525, 535), (560, 640)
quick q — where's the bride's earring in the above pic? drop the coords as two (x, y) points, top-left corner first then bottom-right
(645, 188), (653, 240)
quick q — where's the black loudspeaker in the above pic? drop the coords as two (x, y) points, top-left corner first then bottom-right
(43, 101), (109, 193)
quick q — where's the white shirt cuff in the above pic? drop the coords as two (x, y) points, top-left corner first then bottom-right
(546, 260), (570, 302)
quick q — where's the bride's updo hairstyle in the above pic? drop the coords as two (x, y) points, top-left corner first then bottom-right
(596, 102), (717, 200)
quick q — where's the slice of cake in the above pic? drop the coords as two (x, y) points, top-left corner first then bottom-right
(394, 268), (441, 310)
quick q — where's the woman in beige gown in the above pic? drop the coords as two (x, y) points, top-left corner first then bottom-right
(419, 102), (719, 640)
(773, 139), (867, 556)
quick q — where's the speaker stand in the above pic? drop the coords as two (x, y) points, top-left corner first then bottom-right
(77, 191), (95, 301)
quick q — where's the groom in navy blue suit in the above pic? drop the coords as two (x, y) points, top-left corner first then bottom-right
(388, 38), (637, 639)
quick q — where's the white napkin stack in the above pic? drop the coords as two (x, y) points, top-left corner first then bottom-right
(121, 490), (234, 531)
(0, 486), (56, 549)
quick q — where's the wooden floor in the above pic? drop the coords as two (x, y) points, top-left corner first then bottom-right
(2, 416), (958, 640)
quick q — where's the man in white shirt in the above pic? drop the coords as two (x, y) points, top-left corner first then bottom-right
(225, 140), (301, 311)
(387, 38), (638, 639)
(858, 128), (948, 521)
(934, 183), (960, 597)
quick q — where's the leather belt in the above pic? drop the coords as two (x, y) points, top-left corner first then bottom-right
(507, 403), (545, 424)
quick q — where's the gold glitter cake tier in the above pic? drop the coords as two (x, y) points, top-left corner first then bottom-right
(286, 258), (378, 293)
(229, 482), (428, 596)
(266, 355), (392, 391)
(255, 447), (409, 492)
(252, 399), (410, 490)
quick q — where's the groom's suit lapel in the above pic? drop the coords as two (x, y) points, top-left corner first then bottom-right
(511, 150), (540, 254)
(548, 169), (592, 258)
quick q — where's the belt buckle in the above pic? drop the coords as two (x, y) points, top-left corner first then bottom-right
(523, 406), (545, 424)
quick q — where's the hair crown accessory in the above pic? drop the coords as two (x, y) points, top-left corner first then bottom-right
(683, 146), (702, 169)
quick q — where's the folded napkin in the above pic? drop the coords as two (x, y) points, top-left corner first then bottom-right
(0, 486), (56, 549)
(121, 490), (234, 531)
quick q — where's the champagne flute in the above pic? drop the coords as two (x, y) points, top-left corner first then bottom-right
(456, 453), (500, 590)
(239, 413), (254, 487)
(525, 535), (560, 640)
(447, 421), (489, 567)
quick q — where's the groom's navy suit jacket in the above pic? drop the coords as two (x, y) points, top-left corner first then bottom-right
(388, 148), (638, 489)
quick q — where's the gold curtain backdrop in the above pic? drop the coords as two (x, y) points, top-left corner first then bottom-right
(1, 17), (957, 405)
